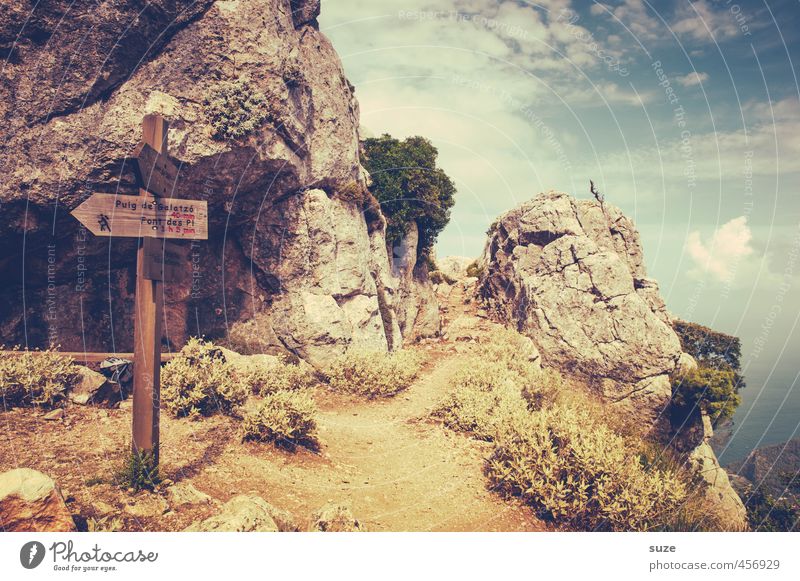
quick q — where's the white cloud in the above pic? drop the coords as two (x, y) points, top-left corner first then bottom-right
(675, 71), (709, 87)
(686, 216), (754, 282)
(671, 0), (740, 42)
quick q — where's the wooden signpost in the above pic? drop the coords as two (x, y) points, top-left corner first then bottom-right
(71, 113), (207, 468)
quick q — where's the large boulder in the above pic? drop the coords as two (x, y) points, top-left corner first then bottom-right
(481, 191), (681, 431)
(0, 468), (75, 532)
(0, 0), (427, 365)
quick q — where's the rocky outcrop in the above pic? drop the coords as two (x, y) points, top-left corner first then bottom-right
(727, 437), (800, 501)
(480, 191), (747, 530)
(0, 468), (75, 531)
(390, 222), (441, 341)
(0, 0), (431, 364)
(480, 191), (680, 432)
(690, 443), (748, 530)
(436, 256), (474, 280)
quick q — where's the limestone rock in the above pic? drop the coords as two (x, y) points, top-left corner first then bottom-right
(166, 483), (213, 508)
(0, 468), (75, 531)
(690, 443), (748, 531)
(43, 408), (65, 421)
(124, 494), (169, 519)
(0, 0), (400, 363)
(68, 366), (122, 407)
(185, 495), (293, 532)
(310, 503), (366, 532)
(436, 256), (474, 280)
(480, 191), (681, 432)
(675, 352), (699, 377)
(390, 223), (441, 341)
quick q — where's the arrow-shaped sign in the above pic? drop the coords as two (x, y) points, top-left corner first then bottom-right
(71, 193), (208, 240)
(133, 141), (180, 197)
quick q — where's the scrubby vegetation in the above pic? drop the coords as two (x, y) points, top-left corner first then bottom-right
(241, 391), (318, 448)
(671, 366), (740, 423)
(325, 349), (424, 398)
(742, 486), (799, 531)
(114, 450), (160, 492)
(361, 134), (456, 257)
(429, 270), (456, 285)
(161, 338), (248, 419)
(434, 329), (696, 531)
(0, 348), (79, 409)
(672, 320), (745, 424)
(465, 260), (484, 279)
(205, 77), (269, 141)
(246, 355), (318, 396)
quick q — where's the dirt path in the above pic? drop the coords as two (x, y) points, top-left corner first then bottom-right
(188, 279), (543, 531)
(1, 279), (544, 531)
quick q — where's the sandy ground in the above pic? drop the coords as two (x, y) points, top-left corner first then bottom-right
(0, 282), (544, 532)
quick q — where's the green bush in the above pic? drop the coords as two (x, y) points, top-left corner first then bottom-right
(113, 449), (160, 492)
(205, 77), (269, 141)
(465, 260), (484, 279)
(0, 348), (79, 408)
(161, 338), (248, 419)
(673, 319), (746, 390)
(671, 365), (741, 423)
(361, 134), (456, 257)
(325, 349), (423, 398)
(241, 391), (318, 447)
(246, 355), (318, 396)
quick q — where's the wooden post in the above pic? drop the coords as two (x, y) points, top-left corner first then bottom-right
(131, 114), (168, 464)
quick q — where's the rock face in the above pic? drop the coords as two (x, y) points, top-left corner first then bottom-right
(690, 443), (748, 530)
(481, 191), (680, 431)
(727, 437), (800, 501)
(390, 223), (441, 341)
(0, 0), (433, 364)
(0, 468), (75, 532)
(480, 191), (747, 530)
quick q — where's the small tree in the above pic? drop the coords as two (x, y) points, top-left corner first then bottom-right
(361, 134), (456, 259)
(673, 320), (746, 390)
(671, 366), (740, 423)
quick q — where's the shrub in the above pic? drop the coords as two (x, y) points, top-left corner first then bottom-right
(161, 338), (248, 419)
(226, 318), (274, 355)
(246, 356), (317, 396)
(486, 406), (687, 531)
(465, 260), (484, 279)
(0, 348), (79, 409)
(114, 449), (160, 492)
(434, 361), (531, 440)
(361, 134), (456, 257)
(673, 319), (746, 390)
(205, 77), (269, 141)
(325, 349), (423, 398)
(671, 365), (741, 423)
(429, 270), (456, 285)
(241, 391), (318, 447)
(743, 486), (799, 532)
(435, 327), (689, 531)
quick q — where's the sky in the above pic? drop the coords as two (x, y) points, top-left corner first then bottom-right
(318, 0), (800, 460)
